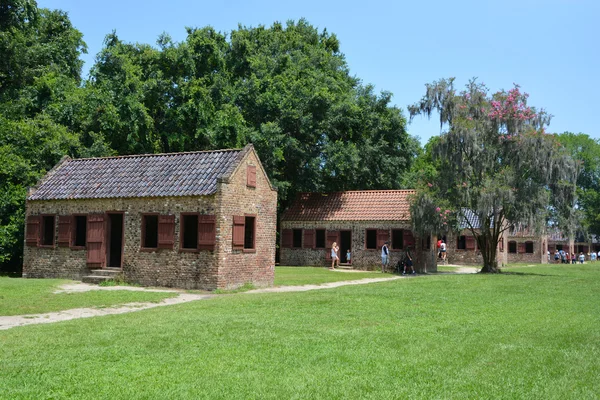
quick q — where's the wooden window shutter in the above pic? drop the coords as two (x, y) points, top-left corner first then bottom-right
(57, 215), (72, 247)
(403, 230), (415, 248)
(377, 229), (389, 249)
(25, 215), (40, 247)
(282, 229), (293, 248)
(518, 242), (526, 254)
(157, 215), (175, 249)
(198, 215), (216, 251)
(499, 236), (504, 252)
(466, 236), (476, 250)
(232, 216), (245, 248)
(86, 214), (105, 268)
(247, 165), (257, 188)
(303, 229), (315, 249)
(326, 231), (339, 248)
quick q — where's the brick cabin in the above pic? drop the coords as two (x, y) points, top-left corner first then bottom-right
(548, 230), (595, 261)
(443, 210), (547, 266)
(23, 144), (277, 290)
(279, 190), (437, 273)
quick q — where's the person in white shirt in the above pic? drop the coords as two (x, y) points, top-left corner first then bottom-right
(440, 240), (447, 264)
(381, 241), (390, 272)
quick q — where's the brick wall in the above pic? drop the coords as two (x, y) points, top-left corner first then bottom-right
(216, 150), (277, 289)
(280, 221), (436, 273)
(443, 231), (545, 266)
(24, 196), (220, 289)
(506, 236), (546, 264)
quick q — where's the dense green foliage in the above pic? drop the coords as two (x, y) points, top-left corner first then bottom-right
(555, 132), (600, 237)
(408, 79), (578, 272)
(0, 2), (416, 270)
(1, 264), (599, 398)
(0, 0), (91, 268)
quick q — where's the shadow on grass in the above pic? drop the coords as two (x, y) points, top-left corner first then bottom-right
(492, 271), (559, 277)
(0, 271), (22, 278)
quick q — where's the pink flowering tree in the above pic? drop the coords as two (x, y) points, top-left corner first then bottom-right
(408, 78), (578, 273)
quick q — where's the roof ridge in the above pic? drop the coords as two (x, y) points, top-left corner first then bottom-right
(68, 147), (243, 162)
(299, 189), (416, 195)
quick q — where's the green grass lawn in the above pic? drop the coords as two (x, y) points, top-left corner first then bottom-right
(1, 264), (599, 399)
(0, 277), (178, 316)
(274, 266), (385, 286)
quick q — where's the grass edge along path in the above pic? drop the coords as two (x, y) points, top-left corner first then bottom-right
(0, 277), (179, 317)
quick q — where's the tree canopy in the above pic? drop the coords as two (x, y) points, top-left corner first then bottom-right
(555, 132), (600, 237)
(0, 7), (417, 270)
(408, 78), (578, 272)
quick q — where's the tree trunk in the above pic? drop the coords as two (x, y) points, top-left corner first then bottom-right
(478, 230), (500, 273)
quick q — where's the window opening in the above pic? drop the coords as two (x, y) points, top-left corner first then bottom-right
(182, 214), (199, 249)
(41, 216), (55, 246)
(244, 216), (255, 249)
(143, 215), (159, 248)
(391, 229), (404, 249)
(457, 235), (466, 250)
(366, 229), (377, 249)
(73, 216), (87, 247)
(292, 229), (302, 248)
(525, 241), (534, 253)
(315, 229), (326, 248)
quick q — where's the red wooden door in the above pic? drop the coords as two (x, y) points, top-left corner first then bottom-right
(325, 230), (339, 260)
(87, 214), (105, 268)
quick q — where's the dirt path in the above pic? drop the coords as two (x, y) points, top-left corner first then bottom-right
(0, 276), (401, 331)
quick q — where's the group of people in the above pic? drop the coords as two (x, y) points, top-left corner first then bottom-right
(552, 249), (598, 264)
(381, 241), (415, 275)
(329, 241), (415, 275)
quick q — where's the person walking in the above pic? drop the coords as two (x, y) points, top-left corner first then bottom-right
(330, 242), (340, 270)
(579, 252), (585, 264)
(402, 247), (416, 275)
(440, 240), (447, 264)
(381, 241), (390, 273)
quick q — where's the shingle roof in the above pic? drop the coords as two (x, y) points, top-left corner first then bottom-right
(28, 147), (249, 201)
(459, 208), (482, 229)
(281, 190), (415, 222)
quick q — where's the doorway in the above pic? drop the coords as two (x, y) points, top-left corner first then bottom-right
(339, 230), (352, 263)
(106, 213), (124, 268)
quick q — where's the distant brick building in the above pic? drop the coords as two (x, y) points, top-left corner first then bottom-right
(280, 190), (437, 272)
(443, 210), (546, 265)
(23, 144), (277, 290)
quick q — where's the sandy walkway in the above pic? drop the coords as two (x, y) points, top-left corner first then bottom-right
(0, 276), (401, 331)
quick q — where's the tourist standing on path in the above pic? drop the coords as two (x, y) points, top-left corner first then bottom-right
(330, 242), (340, 270)
(381, 241), (390, 272)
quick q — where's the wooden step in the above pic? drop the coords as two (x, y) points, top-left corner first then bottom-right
(82, 275), (114, 284)
(89, 269), (122, 277)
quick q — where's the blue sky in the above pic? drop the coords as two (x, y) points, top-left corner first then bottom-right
(41, 0), (599, 145)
